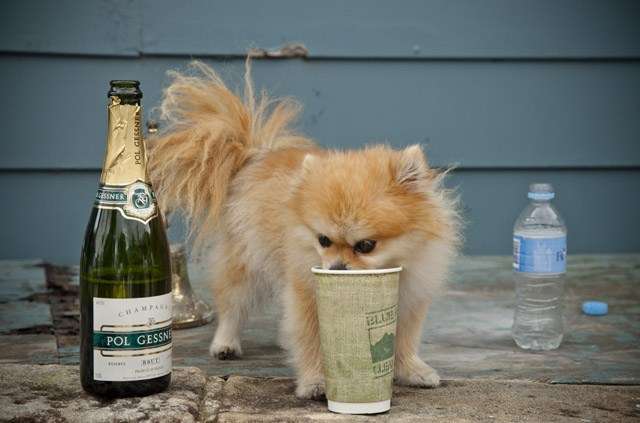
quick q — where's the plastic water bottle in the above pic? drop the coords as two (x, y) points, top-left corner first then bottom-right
(512, 183), (567, 350)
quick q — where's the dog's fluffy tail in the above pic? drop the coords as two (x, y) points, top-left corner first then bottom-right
(147, 60), (313, 245)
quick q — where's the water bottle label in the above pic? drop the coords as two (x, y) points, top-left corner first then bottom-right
(513, 235), (566, 273)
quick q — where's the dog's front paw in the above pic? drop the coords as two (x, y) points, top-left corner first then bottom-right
(395, 358), (440, 388)
(209, 339), (242, 360)
(295, 379), (326, 400)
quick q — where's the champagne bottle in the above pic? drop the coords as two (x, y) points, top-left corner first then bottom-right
(80, 80), (172, 397)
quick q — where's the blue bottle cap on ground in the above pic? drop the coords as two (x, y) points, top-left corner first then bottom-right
(582, 301), (608, 316)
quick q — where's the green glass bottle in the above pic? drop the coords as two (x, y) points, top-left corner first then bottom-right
(80, 81), (172, 397)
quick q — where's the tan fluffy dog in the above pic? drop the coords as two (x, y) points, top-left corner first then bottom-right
(148, 61), (459, 399)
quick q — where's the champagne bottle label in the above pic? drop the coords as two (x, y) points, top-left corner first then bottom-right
(96, 96), (158, 223)
(92, 293), (172, 382)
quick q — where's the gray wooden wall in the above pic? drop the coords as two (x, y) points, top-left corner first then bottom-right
(1, 1), (639, 264)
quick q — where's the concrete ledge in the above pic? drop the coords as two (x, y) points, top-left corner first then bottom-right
(0, 365), (638, 422)
(0, 364), (207, 422)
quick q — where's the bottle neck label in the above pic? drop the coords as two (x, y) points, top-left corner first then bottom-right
(96, 96), (158, 223)
(95, 181), (158, 224)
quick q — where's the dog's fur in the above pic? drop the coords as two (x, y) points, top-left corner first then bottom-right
(148, 61), (460, 399)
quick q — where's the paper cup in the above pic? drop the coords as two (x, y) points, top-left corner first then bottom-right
(312, 267), (401, 414)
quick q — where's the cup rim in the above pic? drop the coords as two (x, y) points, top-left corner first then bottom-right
(311, 266), (402, 275)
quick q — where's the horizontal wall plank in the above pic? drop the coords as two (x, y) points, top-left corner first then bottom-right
(448, 169), (640, 256)
(1, 169), (637, 264)
(2, 1), (640, 58)
(0, 0), (140, 56)
(1, 56), (639, 169)
(141, 0), (640, 59)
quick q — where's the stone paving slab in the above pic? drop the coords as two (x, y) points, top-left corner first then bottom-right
(1, 365), (638, 422)
(56, 335), (80, 365)
(172, 315), (291, 378)
(424, 255), (640, 385)
(217, 376), (640, 422)
(0, 365), (207, 423)
(0, 301), (52, 334)
(0, 335), (58, 365)
(0, 260), (46, 303)
(1, 255), (637, 389)
(200, 377), (225, 423)
(178, 254), (640, 385)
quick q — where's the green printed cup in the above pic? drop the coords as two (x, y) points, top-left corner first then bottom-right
(312, 267), (401, 414)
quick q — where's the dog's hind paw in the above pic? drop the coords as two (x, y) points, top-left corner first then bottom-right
(209, 340), (242, 360)
(295, 380), (326, 400)
(395, 359), (440, 388)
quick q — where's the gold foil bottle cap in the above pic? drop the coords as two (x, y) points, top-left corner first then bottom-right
(100, 92), (147, 186)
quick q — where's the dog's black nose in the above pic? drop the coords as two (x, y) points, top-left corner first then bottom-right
(329, 261), (348, 271)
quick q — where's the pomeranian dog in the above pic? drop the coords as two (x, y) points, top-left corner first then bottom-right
(148, 61), (459, 399)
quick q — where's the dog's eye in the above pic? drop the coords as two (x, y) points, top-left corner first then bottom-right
(318, 235), (332, 248)
(354, 239), (376, 254)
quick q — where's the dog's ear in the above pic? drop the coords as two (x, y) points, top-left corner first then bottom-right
(290, 153), (317, 193)
(302, 153), (316, 173)
(396, 144), (430, 187)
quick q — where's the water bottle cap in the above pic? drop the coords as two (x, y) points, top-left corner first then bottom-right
(582, 301), (608, 316)
(528, 183), (555, 200)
